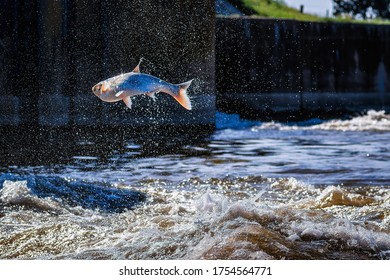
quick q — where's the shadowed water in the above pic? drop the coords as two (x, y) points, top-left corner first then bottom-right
(0, 110), (389, 259)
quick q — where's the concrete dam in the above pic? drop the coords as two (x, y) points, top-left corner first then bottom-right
(216, 17), (390, 120)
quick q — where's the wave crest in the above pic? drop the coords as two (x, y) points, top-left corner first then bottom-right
(253, 110), (390, 132)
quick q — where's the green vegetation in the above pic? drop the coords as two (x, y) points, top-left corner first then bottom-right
(231, 0), (390, 24)
(334, 0), (390, 19)
(240, 0), (321, 21)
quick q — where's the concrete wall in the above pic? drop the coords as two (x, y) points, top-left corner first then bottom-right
(216, 17), (390, 119)
(0, 0), (215, 128)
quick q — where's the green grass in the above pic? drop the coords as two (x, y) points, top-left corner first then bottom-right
(234, 0), (390, 24)
(240, 0), (321, 21)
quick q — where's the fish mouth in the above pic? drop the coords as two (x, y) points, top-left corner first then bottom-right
(92, 83), (102, 96)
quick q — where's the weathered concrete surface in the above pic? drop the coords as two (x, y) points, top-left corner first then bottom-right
(216, 17), (390, 119)
(0, 0), (215, 129)
(221, 92), (390, 120)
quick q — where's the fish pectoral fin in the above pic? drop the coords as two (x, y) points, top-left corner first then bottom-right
(146, 92), (157, 101)
(115, 90), (124, 97)
(132, 57), (144, 73)
(123, 96), (132, 109)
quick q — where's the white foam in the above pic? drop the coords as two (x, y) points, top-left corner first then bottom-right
(0, 180), (60, 211)
(300, 228), (324, 239)
(195, 189), (226, 215)
(286, 233), (301, 241)
(2, 177), (389, 260)
(254, 110), (390, 132)
(1, 180), (31, 204)
(311, 110), (390, 131)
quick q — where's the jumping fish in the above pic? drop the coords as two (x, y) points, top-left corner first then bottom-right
(92, 60), (193, 110)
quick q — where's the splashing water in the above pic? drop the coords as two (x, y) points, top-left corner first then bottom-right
(0, 111), (389, 259)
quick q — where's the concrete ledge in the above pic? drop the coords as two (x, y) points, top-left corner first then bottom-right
(302, 92), (390, 113)
(218, 92), (390, 120)
(0, 95), (20, 125)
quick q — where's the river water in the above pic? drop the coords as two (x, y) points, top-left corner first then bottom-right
(1, 110), (389, 259)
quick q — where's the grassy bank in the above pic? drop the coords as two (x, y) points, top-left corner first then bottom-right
(239, 0), (321, 21)
(230, 0), (390, 24)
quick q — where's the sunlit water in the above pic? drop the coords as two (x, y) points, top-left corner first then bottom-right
(1, 110), (390, 259)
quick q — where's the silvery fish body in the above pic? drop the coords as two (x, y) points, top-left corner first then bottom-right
(92, 60), (192, 110)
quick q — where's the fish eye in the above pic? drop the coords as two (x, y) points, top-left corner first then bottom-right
(93, 84), (101, 91)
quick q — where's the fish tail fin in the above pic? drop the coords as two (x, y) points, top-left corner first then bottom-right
(172, 80), (193, 110)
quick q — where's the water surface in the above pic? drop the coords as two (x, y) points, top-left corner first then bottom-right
(1, 110), (389, 259)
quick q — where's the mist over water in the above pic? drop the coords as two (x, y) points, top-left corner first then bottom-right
(1, 111), (390, 259)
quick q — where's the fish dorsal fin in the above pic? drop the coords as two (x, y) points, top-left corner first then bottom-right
(132, 58), (144, 73)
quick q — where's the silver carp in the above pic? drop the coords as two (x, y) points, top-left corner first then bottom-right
(92, 60), (192, 110)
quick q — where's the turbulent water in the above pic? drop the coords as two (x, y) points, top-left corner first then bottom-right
(1, 110), (390, 260)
